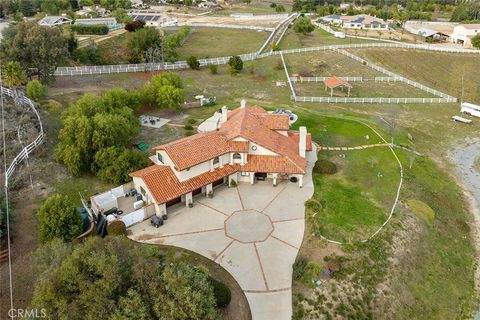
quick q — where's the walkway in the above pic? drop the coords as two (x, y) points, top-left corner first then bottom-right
(129, 146), (317, 319)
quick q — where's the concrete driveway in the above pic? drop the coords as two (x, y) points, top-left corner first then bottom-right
(129, 147), (316, 319)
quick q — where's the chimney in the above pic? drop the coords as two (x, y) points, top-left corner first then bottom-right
(220, 106), (228, 124)
(240, 99), (246, 108)
(299, 126), (307, 158)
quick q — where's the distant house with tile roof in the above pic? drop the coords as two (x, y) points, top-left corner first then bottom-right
(128, 100), (312, 217)
(321, 14), (389, 30)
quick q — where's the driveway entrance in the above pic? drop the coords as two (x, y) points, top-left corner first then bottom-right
(129, 146), (317, 319)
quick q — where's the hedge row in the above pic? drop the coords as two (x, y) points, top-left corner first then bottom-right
(72, 24), (109, 35)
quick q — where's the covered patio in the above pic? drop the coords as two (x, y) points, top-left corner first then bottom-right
(324, 76), (353, 97)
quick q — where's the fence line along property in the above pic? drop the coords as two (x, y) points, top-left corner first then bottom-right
(1, 87), (44, 184)
(289, 76), (401, 82)
(55, 42), (480, 76)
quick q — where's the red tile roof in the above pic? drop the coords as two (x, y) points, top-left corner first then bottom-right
(242, 155), (305, 174)
(130, 164), (239, 204)
(323, 76), (353, 89)
(154, 106), (306, 172)
(288, 131), (313, 151)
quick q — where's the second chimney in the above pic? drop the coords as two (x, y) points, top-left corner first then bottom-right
(221, 106), (228, 124)
(299, 126), (307, 158)
(240, 99), (246, 108)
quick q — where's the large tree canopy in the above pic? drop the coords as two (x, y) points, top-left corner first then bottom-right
(31, 237), (220, 320)
(55, 88), (140, 176)
(37, 195), (83, 243)
(0, 21), (68, 83)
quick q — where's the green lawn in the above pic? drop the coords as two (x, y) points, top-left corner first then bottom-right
(278, 28), (381, 50)
(176, 27), (269, 59)
(309, 147), (400, 243)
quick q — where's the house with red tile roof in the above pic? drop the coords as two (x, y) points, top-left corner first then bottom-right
(129, 100), (312, 217)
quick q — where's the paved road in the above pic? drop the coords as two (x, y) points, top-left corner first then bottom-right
(129, 147), (317, 319)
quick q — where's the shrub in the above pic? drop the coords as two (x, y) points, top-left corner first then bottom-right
(184, 124), (194, 130)
(293, 17), (314, 35)
(185, 130), (194, 136)
(228, 56), (243, 75)
(41, 99), (61, 112)
(293, 255), (308, 280)
(187, 118), (196, 124)
(208, 64), (218, 74)
(271, 44), (280, 51)
(229, 179), (237, 187)
(26, 80), (47, 102)
(187, 56), (200, 70)
(305, 198), (323, 212)
(71, 24), (109, 35)
(313, 160), (337, 174)
(107, 220), (127, 236)
(208, 277), (231, 308)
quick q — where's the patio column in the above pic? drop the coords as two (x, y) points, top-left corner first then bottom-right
(330, 87), (333, 97)
(273, 173), (278, 187)
(155, 203), (166, 217)
(206, 183), (213, 197)
(298, 175), (303, 188)
(185, 192), (193, 207)
(250, 172), (255, 185)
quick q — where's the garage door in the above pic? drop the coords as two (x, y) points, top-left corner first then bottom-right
(213, 178), (224, 187)
(166, 196), (181, 207)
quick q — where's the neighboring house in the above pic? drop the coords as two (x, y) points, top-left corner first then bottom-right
(128, 10), (177, 27)
(128, 101), (313, 217)
(451, 24), (480, 48)
(321, 14), (389, 30)
(416, 27), (449, 42)
(75, 17), (119, 29)
(38, 16), (72, 27)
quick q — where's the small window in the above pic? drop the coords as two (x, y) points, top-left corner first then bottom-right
(213, 157), (219, 164)
(157, 153), (163, 163)
(233, 153), (241, 159)
(140, 186), (146, 196)
(241, 172), (249, 177)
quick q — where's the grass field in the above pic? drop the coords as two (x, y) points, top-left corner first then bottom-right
(209, 0), (292, 16)
(352, 48), (480, 103)
(294, 81), (437, 98)
(176, 27), (269, 59)
(310, 148), (400, 242)
(284, 50), (383, 78)
(278, 28), (381, 50)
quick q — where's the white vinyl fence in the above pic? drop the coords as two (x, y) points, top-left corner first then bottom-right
(294, 96), (455, 103)
(290, 76), (401, 82)
(55, 42), (480, 76)
(1, 87), (44, 183)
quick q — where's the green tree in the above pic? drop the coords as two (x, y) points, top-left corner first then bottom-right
(187, 56), (200, 70)
(471, 34), (480, 49)
(92, 147), (148, 184)
(112, 8), (132, 23)
(0, 21), (68, 83)
(37, 195), (83, 243)
(228, 55), (243, 75)
(1, 61), (26, 87)
(208, 64), (218, 74)
(293, 16), (315, 35)
(26, 80), (47, 101)
(67, 32), (78, 54)
(276, 4), (286, 12)
(126, 27), (162, 63)
(156, 85), (184, 109)
(31, 237), (220, 320)
(55, 89), (139, 176)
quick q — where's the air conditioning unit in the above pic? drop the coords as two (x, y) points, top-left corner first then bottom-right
(134, 200), (144, 210)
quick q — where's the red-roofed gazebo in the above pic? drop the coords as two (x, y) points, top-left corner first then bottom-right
(323, 76), (353, 97)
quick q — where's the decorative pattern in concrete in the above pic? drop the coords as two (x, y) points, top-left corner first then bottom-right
(129, 146), (317, 320)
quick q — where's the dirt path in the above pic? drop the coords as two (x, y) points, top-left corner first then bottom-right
(448, 138), (480, 318)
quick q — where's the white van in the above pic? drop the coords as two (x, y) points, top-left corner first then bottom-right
(334, 31), (346, 38)
(461, 102), (480, 118)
